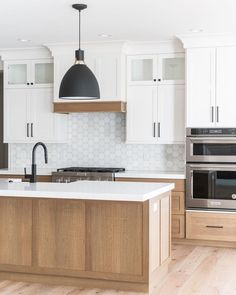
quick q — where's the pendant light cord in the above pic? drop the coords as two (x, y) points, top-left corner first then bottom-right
(79, 9), (81, 50)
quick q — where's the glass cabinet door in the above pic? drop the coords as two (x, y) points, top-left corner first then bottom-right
(158, 54), (185, 84)
(7, 63), (28, 87)
(33, 61), (54, 86)
(128, 56), (156, 85)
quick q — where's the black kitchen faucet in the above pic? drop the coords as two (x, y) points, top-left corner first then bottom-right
(24, 142), (48, 183)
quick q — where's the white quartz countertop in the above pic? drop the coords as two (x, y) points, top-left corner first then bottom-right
(115, 170), (185, 180)
(0, 180), (174, 202)
(0, 168), (53, 176)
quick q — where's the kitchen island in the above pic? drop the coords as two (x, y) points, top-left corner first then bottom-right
(0, 180), (174, 294)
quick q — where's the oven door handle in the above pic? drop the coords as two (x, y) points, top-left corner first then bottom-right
(190, 171), (193, 199)
(188, 137), (236, 143)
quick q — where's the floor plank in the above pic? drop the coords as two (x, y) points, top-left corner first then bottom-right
(0, 244), (235, 294)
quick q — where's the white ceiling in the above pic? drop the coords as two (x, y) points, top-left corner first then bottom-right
(0, 0), (236, 48)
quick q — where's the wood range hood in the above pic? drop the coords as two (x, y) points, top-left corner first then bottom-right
(53, 100), (126, 114)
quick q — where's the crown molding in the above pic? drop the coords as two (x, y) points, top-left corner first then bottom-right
(0, 46), (51, 61)
(177, 33), (236, 48)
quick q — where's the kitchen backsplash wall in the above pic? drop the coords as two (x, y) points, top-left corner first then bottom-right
(9, 113), (185, 171)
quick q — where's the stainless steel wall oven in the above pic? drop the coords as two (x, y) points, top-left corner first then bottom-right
(186, 128), (236, 210)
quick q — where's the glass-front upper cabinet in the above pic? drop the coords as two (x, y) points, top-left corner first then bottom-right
(4, 59), (53, 88)
(6, 61), (30, 88)
(127, 53), (185, 85)
(158, 53), (185, 84)
(33, 60), (54, 87)
(127, 55), (157, 85)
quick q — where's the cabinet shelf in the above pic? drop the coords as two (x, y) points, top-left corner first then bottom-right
(53, 101), (127, 113)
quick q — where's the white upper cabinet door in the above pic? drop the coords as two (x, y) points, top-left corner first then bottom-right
(4, 89), (30, 142)
(126, 85), (157, 143)
(4, 61), (30, 89)
(30, 88), (57, 142)
(158, 53), (185, 85)
(186, 48), (216, 127)
(127, 55), (157, 86)
(216, 47), (236, 127)
(157, 85), (185, 144)
(4, 59), (53, 89)
(31, 60), (54, 88)
(90, 54), (121, 100)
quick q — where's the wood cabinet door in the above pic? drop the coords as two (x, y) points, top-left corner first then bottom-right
(160, 195), (170, 264)
(186, 48), (216, 127)
(126, 85), (157, 143)
(34, 199), (86, 270)
(0, 198), (32, 266)
(86, 201), (144, 276)
(216, 47), (236, 127)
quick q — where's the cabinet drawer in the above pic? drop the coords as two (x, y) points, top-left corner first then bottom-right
(172, 214), (185, 239)
(186, 211), (236, 242)
(171, 192), (185, 214)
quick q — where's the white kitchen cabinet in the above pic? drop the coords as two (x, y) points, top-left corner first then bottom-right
(126, 86), (157, 143)
(216, 47), (236, 127)
(126, 85), (185, 144)
(157, 85), (185, 144)
(4, 89), (29, 142)
(4, 59), (53, 89)
(127, 55), (157, 85)
(186, 48), (216, 127)
(158, 54), (185, 85)
(4, 88), (66, 143)
(186, 46), (236, 128)
(127, 54), (185, 86)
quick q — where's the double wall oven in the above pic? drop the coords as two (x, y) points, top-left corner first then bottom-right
(186, 128), (236, 210)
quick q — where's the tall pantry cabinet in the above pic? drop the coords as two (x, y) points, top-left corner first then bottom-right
(3, 58), (66, 143)
(126, 53), (185, 144)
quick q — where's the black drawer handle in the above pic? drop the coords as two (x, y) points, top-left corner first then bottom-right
(206, 225), (223, 229)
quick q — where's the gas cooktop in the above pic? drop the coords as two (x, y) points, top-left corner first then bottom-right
(57, 167), (125, 173)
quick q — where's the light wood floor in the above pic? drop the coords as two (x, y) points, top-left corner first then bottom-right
(0, 244), (235, 294)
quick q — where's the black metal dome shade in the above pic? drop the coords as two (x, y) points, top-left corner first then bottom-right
(59, 52), (100, 99)
(59, 4), (100, 100)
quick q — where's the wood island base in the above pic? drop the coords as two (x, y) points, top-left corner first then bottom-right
(0, 191), (171, 294)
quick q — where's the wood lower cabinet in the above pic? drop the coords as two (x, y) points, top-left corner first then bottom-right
(0, 193), (171, 293)
(0, 198), (32, 266)
(86, 201), (143, 276)
(34, 199), (86, 270)
(172, 215), (185, 239)
(116, 177), (186, 239)
(186, 211), (236, 242)
(0, 174), (52, 182)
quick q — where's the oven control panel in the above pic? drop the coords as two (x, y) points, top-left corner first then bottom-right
(187, 128), (236, 136)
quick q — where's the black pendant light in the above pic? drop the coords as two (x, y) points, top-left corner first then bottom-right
(59, 4), (100, 100)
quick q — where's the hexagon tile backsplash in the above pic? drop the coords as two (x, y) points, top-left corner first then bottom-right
(9, 113), (185, 171)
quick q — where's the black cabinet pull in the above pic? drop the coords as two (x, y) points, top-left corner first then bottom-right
(31, 82), (33, 85)
(153, 79), (157, 82)
(31, 123), (33, 137)
(27, 123), (29, 137)
(158, 78), (161, 82)
(27, 83), (30, 85)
